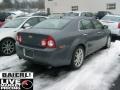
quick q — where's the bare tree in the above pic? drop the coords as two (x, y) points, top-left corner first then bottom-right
(0, 0), (45, 10)
(2, 0), (13, 9)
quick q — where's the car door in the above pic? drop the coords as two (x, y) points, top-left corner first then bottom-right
(79, 19), (101, 54)
(91, 19), (108, 48)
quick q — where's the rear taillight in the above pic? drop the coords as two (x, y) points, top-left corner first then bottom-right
(16, 33), (23, 44)
(118, 23), (120, 29)
(41, 36), (56, 48)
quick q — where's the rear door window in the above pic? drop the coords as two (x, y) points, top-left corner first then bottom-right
(92, 20), (103, 29)
(81, 19), (94, 30)
(79, 21), (84, 30)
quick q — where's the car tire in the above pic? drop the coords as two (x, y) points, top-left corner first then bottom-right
(0, 39), (15, 56)
(70, 46), (85, 69)
(104, 36), (111, 49)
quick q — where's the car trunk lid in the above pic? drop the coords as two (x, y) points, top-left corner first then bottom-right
(18, 29), (60, 48)
(19, 32), (48, 48)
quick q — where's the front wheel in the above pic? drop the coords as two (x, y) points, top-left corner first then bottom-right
(70, 46), (85, 69)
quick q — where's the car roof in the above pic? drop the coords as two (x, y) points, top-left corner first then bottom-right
(50, 16), (95, 21)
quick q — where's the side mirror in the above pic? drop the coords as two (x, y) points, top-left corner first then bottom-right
(103, 25), (108, 29)
(22, 23), (31, 29)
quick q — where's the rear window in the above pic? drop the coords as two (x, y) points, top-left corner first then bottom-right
(33, 19), (70, 29)
(101, 16), (120, 22)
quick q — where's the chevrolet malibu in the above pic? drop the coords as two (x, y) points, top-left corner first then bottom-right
(16, 17), (111, 69)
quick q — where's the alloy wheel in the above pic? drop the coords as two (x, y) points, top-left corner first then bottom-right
(71, 46), (84, 69)
(1, 39), (15, 55)
(107, 36), (111, 48)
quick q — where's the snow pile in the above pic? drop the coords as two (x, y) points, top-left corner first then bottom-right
(0, 55), (25, 72)
(41, 41), (120, 90)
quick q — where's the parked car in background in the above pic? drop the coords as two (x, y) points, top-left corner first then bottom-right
(0, 16), (47, 56)
(0, 12), (11, 27)
(48, 13), (65, 18)
(96, 11), (112, 19)
(30, 11), (48, 16)
(100, 15), (120, 39)
(16, 17), (111, 69)
(5, 10), (28, 22)
(64, 11), (95, 17)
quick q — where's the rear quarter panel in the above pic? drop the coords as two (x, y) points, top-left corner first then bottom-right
(0, 31), (16, 42)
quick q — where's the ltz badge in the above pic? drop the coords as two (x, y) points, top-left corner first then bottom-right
(0, 72), (33, 90)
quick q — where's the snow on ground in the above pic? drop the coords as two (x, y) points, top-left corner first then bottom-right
(35, 41), (120, 90)
(0, 55), (25, 72)
(0, 41), (120, 90)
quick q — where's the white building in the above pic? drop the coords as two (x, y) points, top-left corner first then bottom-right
(45, 0), (120, 14)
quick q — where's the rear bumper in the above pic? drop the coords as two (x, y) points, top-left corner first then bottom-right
(111, 34), (120, 40)
(111, 34), (120, 37)
(16, 43), (72, 67)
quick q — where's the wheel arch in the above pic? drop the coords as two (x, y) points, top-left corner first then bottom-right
(0, 37), (16, 44)
(69, 43), (86, 63)
(70, 43), (86, 69)
(74, 44), (86, 56)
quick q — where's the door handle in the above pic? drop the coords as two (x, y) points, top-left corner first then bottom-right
(83, 33), (88, 36)
(97, 32), (102, 34)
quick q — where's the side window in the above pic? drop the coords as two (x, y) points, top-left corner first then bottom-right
(26, 17), (39, 26)
(81, 19), (94, 29)
(79, 21), (84, 30)
(92, 20), (103, 29)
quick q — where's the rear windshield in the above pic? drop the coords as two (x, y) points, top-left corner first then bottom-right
(33, 19), (70, 29)
(101, 16), (120, 22)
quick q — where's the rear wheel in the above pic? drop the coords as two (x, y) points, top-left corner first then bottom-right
(70, 46), (85, 69)
(104, 36), (111, 48)
(0, 39), (15, 56)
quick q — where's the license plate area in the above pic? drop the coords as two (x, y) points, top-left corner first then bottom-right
(23, 48), (34, 58)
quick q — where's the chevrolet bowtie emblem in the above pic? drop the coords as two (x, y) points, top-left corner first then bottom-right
(28, 35), (33, 38)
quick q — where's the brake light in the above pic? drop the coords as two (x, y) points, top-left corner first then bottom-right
(16, 33), (23, 44)
(41, 36), (56, 48)
(118, 23), (120, 29)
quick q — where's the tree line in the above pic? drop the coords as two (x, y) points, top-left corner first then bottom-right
(0, 0), (44, 10)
